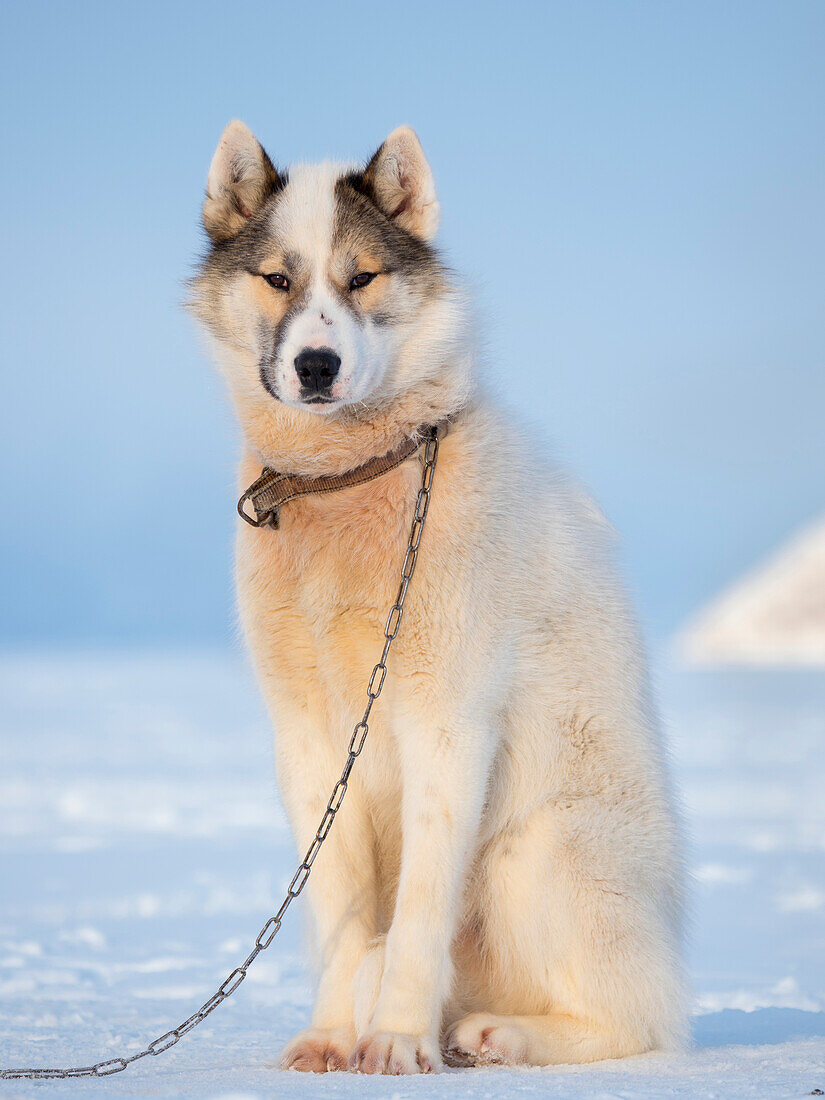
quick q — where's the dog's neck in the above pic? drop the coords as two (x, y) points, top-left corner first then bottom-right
(230, 360), (473, 478)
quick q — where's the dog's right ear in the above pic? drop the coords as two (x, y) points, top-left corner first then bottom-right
(203, 121), (280, 242)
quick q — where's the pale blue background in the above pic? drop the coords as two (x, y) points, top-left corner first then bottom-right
(1, 0), (823, 646)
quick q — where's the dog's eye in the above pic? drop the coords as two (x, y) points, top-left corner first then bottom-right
(263, 273), (289, 291)
(350, 272), (376, 291)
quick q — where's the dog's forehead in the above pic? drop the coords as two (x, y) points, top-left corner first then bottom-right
(267, 161), (356, 263)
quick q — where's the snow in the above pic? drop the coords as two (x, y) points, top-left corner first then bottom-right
(677, 518), (825, 666)
(1, 652), (824, 1098)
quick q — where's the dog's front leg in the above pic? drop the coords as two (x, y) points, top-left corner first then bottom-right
(276, 722), (378, 1073)
(350, 705), (492, 1075)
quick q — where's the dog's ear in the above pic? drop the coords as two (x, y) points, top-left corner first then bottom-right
(203, 120), (280, 242)
(362, 126), (439, 241)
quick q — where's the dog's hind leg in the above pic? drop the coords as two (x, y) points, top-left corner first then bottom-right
(445, 792), (687, 1067)
(444, 1010), (651, 1067)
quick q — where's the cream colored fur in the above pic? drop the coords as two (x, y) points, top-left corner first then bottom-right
(195, 124), (688, 1076)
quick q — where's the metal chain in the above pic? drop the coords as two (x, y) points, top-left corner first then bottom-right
(1, 427), (441, 1082)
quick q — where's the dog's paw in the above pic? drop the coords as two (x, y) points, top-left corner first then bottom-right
(279, 1027), (353, 1072)
(348, 1031), (441, 1074)
(444, 1013), (530, 1066)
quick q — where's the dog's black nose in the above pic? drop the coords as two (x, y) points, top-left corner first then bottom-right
(294, 348), (341, 394)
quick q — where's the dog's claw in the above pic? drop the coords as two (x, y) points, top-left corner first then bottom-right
(349, 1032), (441, 1075)
(280, 1027), (352, 1073)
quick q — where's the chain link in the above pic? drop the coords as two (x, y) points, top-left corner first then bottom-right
(0, 427), (441, 1082)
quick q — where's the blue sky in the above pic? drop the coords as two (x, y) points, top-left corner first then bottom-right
(1, 0), (823, 647)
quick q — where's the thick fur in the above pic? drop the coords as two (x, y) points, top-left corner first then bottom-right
(190, 122), (688, 1075)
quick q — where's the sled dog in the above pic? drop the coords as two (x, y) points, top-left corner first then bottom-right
(190, 121), (687, 1074)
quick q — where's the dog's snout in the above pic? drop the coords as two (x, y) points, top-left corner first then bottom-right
(294, 348), (341, 395)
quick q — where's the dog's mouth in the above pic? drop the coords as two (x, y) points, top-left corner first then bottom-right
(259, 364), (342, 411)
(302, 395), (337, 406)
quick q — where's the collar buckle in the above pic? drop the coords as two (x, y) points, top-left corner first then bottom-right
(237, 491), (279, 529)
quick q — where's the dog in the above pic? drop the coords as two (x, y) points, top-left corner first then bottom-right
(190, 121), (688, 1075)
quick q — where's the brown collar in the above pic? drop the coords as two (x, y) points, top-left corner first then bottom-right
(238, 419), (451, 529)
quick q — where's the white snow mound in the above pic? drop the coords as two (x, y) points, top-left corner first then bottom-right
(677, 517), (825, 666)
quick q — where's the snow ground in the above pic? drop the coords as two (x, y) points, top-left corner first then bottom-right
(1, 652), (824, 1099)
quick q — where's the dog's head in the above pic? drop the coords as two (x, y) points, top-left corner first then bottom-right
(191, 122), (470, 458)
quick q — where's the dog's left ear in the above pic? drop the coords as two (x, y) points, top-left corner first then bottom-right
(362, 126), (440, 241)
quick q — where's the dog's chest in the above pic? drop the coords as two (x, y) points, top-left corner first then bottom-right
(237, 464), (419, 724)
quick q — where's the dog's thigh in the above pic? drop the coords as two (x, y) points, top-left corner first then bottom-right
(462, 797), (686, 1054)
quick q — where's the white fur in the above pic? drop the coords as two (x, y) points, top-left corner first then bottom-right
(196, 128), (688, 1076)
